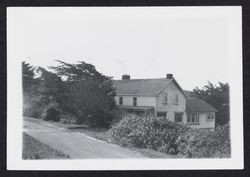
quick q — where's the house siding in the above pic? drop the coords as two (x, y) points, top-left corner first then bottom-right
(187, 112), (215, 129)
(156, 82), (186, 122)
(115, 95), (156, 107)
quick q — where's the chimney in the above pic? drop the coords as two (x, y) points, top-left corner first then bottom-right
(166, 73), (173, 79)
(122, 74), (130, 80)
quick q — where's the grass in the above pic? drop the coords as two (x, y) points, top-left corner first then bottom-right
(22, 133), (70, 159)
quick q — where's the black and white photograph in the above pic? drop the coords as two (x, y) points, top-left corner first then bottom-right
(7, 7), (243, 170)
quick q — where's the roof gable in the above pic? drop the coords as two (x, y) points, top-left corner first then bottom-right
(156, 78), (187, 98)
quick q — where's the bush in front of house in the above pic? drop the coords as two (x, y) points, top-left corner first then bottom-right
(108, 113), (188, 155)
(178, 124), (231, 158)
(108, 113), (231, 158)
(42, 107), (61, 122)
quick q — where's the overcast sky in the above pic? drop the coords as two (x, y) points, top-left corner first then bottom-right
(8, 7), (239, 90)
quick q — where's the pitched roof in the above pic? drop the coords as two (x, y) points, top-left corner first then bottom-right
(187, 98), (217, 112)
(112, 78), (172, 96)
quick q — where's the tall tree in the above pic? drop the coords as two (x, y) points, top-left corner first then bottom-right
(51, 60), (116, 127)
(193, 82), (230, 125)
(22, 61), (42, 117)
(22, 61), (36, 93)
(35, 67), (63, 103)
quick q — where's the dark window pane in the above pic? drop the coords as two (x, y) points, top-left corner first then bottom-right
(133, 97), (137, 106)
(175, 113), (183, 122)
(187, 113), (191, 122)
(157, 112), (167, 118)
(119, 97), (123, 105)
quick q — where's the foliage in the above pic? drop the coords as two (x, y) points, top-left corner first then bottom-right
(108, 114), (188, 155)
(50, 60), (116, 127)
(179, 124), (231, 158)
(193, 82), (230, 125)
(22, 62), (65, 118)
(108, 114), (231, 158)
(109, 108), (126, 126)
(22, 62), (41, 117)
(22, 60), (116, 127)
(23, 97), (44, 118)
(43, 107), (61, 122)
(22, 61), (36, 93)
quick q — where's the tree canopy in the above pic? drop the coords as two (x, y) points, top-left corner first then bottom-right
(22, 61), (36, 93)
(22, 60), (116, 127)
(193, 82), (230, 125)
(50, 60), (116, 127)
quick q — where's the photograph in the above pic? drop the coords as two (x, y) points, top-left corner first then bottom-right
(7, 6), (243, 170)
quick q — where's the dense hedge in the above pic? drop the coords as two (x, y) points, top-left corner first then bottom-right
(108, 114), (231, 158)
(179, 124), (231, 158)
(108, 114), (188, 155)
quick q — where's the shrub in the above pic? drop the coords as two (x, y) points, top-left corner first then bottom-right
(108, 114), (188, 155)
(23, 98), (44, 118)
(108, 113), (231, 158)
(43, 107), (61, 122)
(110, 108), (126, 126)
(60, 111), (77, 124)
(178, 124), (231, 158)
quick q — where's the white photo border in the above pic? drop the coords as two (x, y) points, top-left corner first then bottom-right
(7, 6), (243, 170)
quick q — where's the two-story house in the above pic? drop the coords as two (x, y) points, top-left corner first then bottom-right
(113, 74), (217, 129)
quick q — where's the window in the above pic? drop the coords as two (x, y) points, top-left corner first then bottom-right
(157, 112), (167, 118)
(187, 112), (199, 124)
(162, 93), (168, 103)
(207, 113), (215, 120)
(175, 112), (183, 123)
(119, 97), (123, 105)
(175, 94), (179, 104)
(133, 97), (137, 106)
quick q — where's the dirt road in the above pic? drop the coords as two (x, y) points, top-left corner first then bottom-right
(23, 118), (146, 159)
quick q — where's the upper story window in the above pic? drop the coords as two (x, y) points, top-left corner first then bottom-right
(175, 94), (179, 104)
(207, 112), (215, 120)
(119, 97), (123, 105)
(162, 93), (168, 104)
(133, 97), (137, 106)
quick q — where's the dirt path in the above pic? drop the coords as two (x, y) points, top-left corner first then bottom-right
(23, 118), (147, 159)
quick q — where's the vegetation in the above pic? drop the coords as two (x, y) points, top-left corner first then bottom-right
(22, 60), (116, 127)
(50, 60), (116, 127)
(193, 82), (230, 125)
(108, 114), (188, 155)
(108, 114), (231, 158)
(42, 107), (61, 122)
(22, 133), (70, 159)
(178, 124), (231, 158)
(22, 61), (36, 93)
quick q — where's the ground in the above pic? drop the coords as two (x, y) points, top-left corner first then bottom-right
(23, 133), (70, 159)
(23, 117), (175, 159)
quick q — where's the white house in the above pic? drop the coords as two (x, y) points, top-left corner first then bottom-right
(113, 74), (217, 129)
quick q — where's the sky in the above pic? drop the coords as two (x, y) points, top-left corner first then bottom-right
(7, 7), (236, 90)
